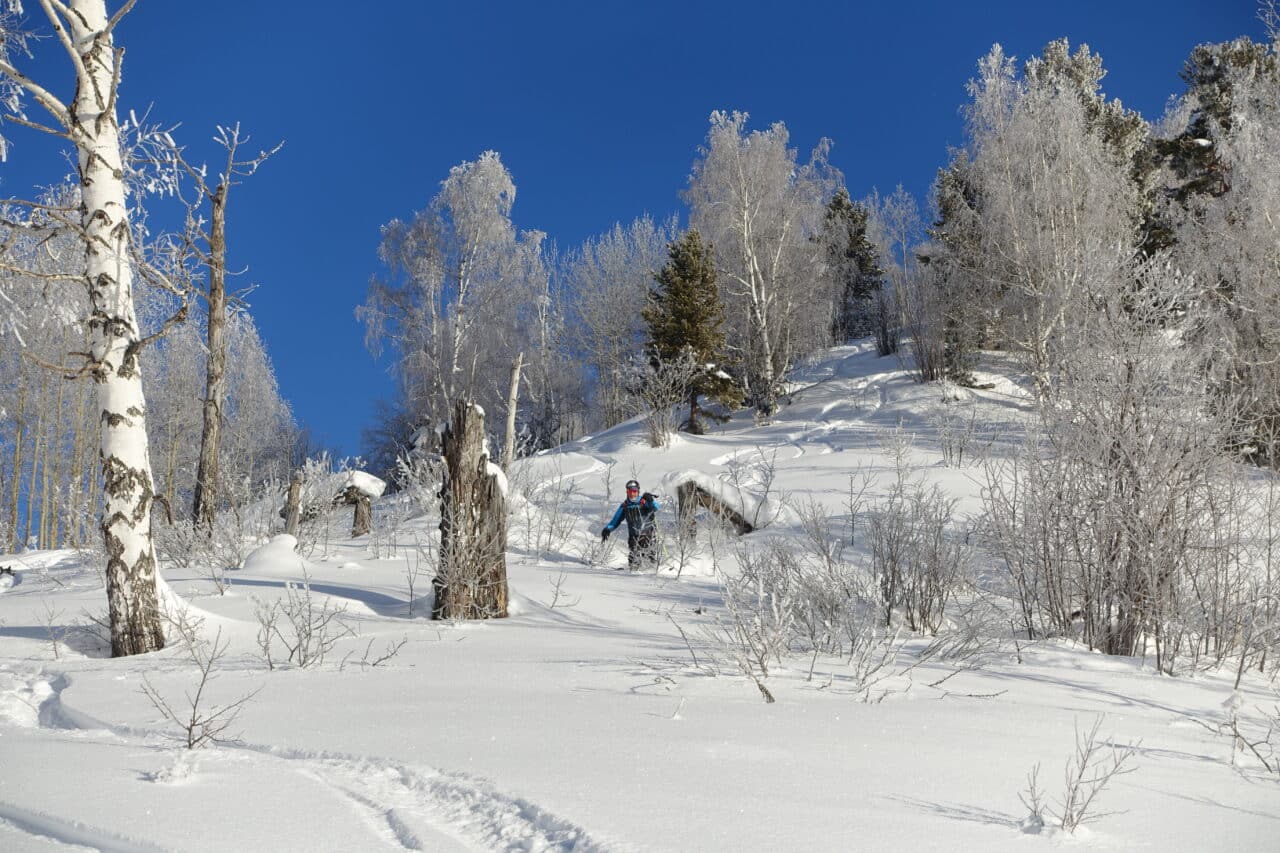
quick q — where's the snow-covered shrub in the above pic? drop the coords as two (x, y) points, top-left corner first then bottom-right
(703, 523), (905, 701)
(632, 351), (700, 448)
(703, 540), (798, 703)
(394, 451), (443, 520)
(934, 398), (983, 468)
(982, 266), (1250, 671)
(153, 475), (283, 585)
(513, 458), (579, 559)
(722, 446), (789, 529)
(868, 479), (968, 634)
(253, 576), (353, 669)
(153, 518), (213, 570)
(209, 474), (283, 570)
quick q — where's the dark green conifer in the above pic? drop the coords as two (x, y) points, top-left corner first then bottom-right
(1144, 37), (1278, 255)
(643, 230), (741, 434)
(820, 189), (884, 343)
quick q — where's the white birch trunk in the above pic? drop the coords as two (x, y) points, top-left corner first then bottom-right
(502, 352), (523, 470)
(70, 1), (165, 655)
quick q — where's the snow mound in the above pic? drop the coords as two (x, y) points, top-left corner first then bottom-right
(242, 534), (311, 577)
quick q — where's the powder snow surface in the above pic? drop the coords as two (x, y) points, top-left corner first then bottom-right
(0, 344), (1276, 851)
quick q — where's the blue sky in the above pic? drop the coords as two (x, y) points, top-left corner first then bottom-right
(1, 1), (1264, 455)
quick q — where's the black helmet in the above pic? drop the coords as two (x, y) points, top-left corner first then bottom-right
(625, 479), (640, 493)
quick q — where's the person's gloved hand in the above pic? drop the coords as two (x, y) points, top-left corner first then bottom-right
(641, 492), (655, 508)
(600, 528), (610, 542)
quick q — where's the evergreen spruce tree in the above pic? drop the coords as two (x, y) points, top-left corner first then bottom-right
(820, 189), (884, 342)
(927, 163), (983, 384)
(1144, 37), (1278, 255)
(643, 230), (741, 434)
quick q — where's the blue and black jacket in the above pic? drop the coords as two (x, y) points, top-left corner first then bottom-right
(604, 493), (660, 539)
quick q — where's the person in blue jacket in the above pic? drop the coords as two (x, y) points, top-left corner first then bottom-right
(601, 479), (660, 570)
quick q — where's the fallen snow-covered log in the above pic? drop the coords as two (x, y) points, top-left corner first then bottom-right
(675, 479), (755, 534)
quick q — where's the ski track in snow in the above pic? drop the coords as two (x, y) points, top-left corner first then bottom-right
(0, 668), (622, 853)
(293, 755), (620, 852)
(0, 801), (165, 853)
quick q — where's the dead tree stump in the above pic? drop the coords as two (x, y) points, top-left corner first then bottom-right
(434, 399), (509, 620)
(341, 486), (373, 537)
(676, 480), (755, 536)
(283, 470), (303, 536)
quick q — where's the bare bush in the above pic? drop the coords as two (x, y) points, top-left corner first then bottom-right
(252, 574), (353, 669)
(341, 636), (409, 671)
(1016, 716), (1139, 835)
(394, 451), (444, 520)
(982, 268), (1245, 670)
(41, 600), (65, 660)
(1055, 717), (1140, 833)
(722, 446), (789, 529)
(934, 398), (983, 468)
(153, 519), (213, 570)
(634, 351), (701, 448)
(140, 627), (260, 750)
(700, 520), (908, 702)
(405, 536), (434, 618)
(515, 458), (580, 559)
(667, 504), (705, 579)
(1219, 692), (1280, 776)
(576, 528), (618, 568)
(868, 478), (968, 634)
(547, 571), (580, 609)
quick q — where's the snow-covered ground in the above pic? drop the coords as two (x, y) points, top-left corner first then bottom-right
(1, 344), (1276, 851)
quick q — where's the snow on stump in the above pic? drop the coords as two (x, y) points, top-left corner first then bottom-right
(434, 399), (509, 620)
(675, 480), (755, 536)
(338, 471), (386, 537)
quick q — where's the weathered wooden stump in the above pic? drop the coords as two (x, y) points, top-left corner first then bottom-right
(434, 399), (509, 620)
(340, 485), (373, 537)
(283, 469), (304, 536)
(675, 480), (755, 536)
(336, 471), (385, 537)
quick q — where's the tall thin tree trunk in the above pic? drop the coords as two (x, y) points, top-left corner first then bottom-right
(71, 1), (164, 655)
(45, 339), (69, 546)
(67, 383), (89, 549)
(7, 380), (25, 551)
(25, 375), (45, 549)
(502, 352), (523, 471)
(193, 184), (228, 528)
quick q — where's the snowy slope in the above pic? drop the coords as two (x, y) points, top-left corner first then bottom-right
(0, 344), (1276, 852)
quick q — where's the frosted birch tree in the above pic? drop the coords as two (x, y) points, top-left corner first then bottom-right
(360, 151), (538, 440)
(0, 0), (167, 655)
(562, 215), (676, 429)
(685, 111), (837, 416)
(1163, 33), (1280, 462)
(865, 185), (922, 359)
(948, 43), (1145, 398)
